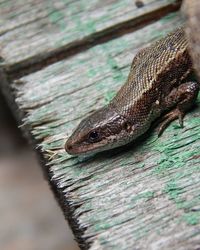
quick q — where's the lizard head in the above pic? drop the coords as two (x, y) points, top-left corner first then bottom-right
(65, 106), (133, 155)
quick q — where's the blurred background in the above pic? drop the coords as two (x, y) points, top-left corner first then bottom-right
(0, 92), (79, 250)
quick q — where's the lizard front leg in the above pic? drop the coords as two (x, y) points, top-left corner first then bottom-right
(158, 81), (199, 136)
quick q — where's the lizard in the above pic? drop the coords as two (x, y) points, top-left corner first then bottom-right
(65, 26), (199, 155)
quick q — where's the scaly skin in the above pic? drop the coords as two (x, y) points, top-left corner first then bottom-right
(65, 27), (199, 155)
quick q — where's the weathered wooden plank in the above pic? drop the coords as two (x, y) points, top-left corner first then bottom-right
(1, 12), (200, 249)
(183, 0), (200, 80)
(0, 0), (181, 74)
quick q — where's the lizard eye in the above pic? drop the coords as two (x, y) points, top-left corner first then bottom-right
(88, 130), (101, 143)
(123, 121), (132, 132)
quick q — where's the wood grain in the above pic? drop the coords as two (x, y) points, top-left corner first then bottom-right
(2, 12), (199, 249)
(0, 0), (181, 75)
(183, 0), (200, 80)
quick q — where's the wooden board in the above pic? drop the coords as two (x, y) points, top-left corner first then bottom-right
(0, 0), (181, 74)
(1, 11), (199, 249)
(183, 0), (200, 80)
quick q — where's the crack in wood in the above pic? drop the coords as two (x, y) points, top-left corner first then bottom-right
(5, 1), (182, 79)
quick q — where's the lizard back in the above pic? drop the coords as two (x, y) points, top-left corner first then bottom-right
(110, 27), (192, 122)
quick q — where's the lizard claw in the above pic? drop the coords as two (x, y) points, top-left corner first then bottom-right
(157, 108), (184, 136)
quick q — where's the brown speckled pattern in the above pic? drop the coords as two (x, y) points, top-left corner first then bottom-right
(66, 27), (199, 155)
(110, 27), (194, 136)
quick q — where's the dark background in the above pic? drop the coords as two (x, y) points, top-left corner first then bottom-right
(0, 92), (78, 250)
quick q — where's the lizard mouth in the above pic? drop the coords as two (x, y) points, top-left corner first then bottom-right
(65, 144), (98, 155)
(65, 139), (107, 155)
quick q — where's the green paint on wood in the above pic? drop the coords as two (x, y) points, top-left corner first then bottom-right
(47, 2), (67, 31)
(104, 91), (116, 104)
(87, 68), (98, 78)
(134, 191), (155, 201)
(164, 181), (183, 201)
(160, 11), (178, 22)
(182, 212), (200, 225)
(85, 20), (96, 33)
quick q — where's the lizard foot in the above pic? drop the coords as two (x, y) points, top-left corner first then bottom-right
(157, 81), (199, 136)
(157, 108), (184, 137)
